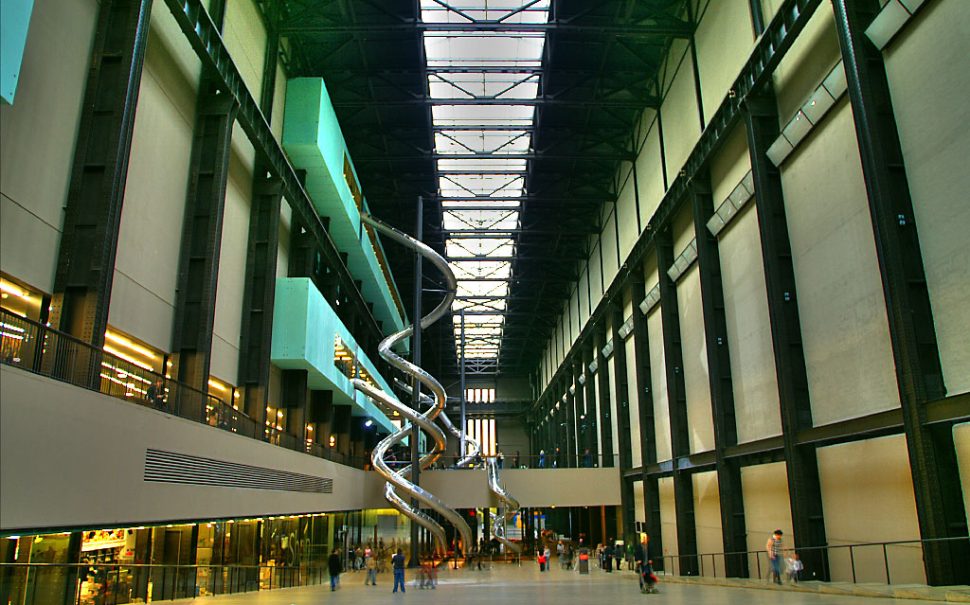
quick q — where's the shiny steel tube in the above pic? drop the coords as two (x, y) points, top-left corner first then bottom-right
(351, 212), (472, 556)
(486, 456), (522, 553)
(396, 378), (481, 468)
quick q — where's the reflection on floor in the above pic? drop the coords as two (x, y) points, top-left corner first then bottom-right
(171, 561), (938, 604)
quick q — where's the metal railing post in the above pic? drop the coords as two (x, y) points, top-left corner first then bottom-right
(849, 545), (856, 583)
(883, 543), (890, 584)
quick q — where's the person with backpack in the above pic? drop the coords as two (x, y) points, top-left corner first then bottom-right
(392, 548), (407, 593)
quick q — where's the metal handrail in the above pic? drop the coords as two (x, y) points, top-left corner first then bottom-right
(0, 308), (369, 469)
(653, 536), (969, 585)
(0, 561), (327, 604)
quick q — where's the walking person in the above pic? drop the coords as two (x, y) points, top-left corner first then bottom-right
(365, 547), (377, 585)
(766, 529), (784, 585)
(328, 547), (343, 591)
(392, 548), (406, 593)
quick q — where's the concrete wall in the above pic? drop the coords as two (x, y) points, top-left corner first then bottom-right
(693, 470), (723, 577)
(883, 0), (970, 395)
(781, 100), (899, 425)
(955, 423), (970, 529)
(817, 435), (924, 584)
(0, 0), (97, 292)
(0, 366), (386, 532)
(718, 203), (782, 443)
(647, 306), (671, 462)
(624, 333), (642, 466)
(110, 7), (200, 351)
(420, 468), (622, 509)
(740, 462), (793, 577)
(677, 266), (715, 453)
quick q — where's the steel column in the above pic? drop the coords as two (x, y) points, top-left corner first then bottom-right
(409, 196), (424, 566)
(630, 274), (663, 559)
(573, 358), (586, 467)
(831, 0), (966, 584)
(48, 0), (154, 384)
(610, 302), (636, 544)
(744, 89), (829, 579)
(596, 324), (615, 468)
(690, 175), (748, 577)
(656, 228), (699, 576)
(170, 0), (237, 388)
(238, 6), (284, 428)
(582, 342), (599, 459)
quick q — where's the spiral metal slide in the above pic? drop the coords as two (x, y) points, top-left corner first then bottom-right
(399, 379), (519, 553)
(350, 213), (473, 557)
(486, 456), (522, 553)
(394, 378), (482, 469)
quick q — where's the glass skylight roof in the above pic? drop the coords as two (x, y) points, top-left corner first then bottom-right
(421, 0), (550, 366)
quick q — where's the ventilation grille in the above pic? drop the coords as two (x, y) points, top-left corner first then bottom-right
(144, 449), (333, 493)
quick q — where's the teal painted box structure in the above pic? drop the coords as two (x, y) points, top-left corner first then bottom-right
(271, 277), (399, 435)
(1, 0), (35, 104)
(282, 78), (406, 337)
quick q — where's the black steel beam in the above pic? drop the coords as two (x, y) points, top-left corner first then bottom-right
(280, 21), (691, 36)
(690, 175), (747, 578)
(238, 20), (284, 428)
(49, 0), (154, 380)
(744, 89), (829, 579)
(610, 302), (636, 541)
(630, 274), (663, 558)
(595, 324), (615, 469)
(332, 97), (659, 108)
(171, 0), (236, 389)
(572, 358), (586, 467)
(656, 228), (699, 576)
(162, 0), (383, 347)
(358, 153), (635, 163)
(831, 0), (966, 585)
(582, 343), (599, 464)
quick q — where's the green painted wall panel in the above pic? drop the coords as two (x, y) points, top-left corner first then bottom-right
(282, 78), (406, 334)
(1, 0), (34, 104)
(271, 277), (397, 433)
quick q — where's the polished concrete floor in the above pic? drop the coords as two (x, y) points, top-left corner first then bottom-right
(173, 563), (928, 604)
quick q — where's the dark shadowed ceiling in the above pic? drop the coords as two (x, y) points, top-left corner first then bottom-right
(265, 0), (691, 379)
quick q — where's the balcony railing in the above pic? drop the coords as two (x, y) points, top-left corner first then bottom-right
(0, 562), (326, 604)
(653, 536), (969, 585)
(0, 308), (368, 469)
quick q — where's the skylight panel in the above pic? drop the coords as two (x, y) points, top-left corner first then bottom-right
(456, 281), (509, 298)
(437, 158), (527, 172)
(424, 35), (545, 68)
(435, 130), (532, 155)
(454, 313), (505, 325)
(451, 261), (512, 280)
(420, 0), (551, 24)
(421, 1), (550, 365)
(429, 73), (539, 100)
(439, 174), (524, 196)
(445, 238), (514, 257)
(443, 209), (519, 230)
(432, 104), (535, 126)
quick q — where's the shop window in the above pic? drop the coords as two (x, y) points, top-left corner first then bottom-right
(266, 405), (286, 443)
(207, 375), (243, 428)
(100, 328), (164, 402)
(0, 274), (47, 367)
(334, 336), (379, 388)
(0, 273), (46, 321)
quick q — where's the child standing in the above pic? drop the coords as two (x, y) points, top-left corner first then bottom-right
(786, 552), (803, 584)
